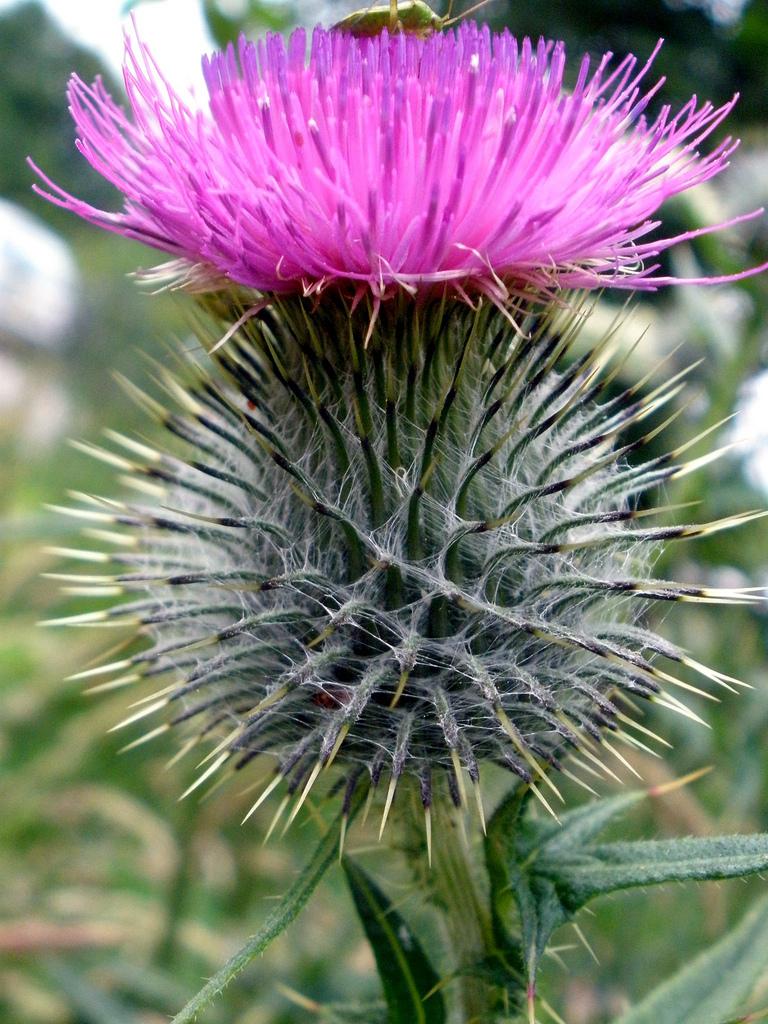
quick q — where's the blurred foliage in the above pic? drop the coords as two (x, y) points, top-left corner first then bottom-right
(488, 0), (768, 125)
(0, 1), (121, 222)
(202, 0), (297, 41)
(1, 1), (768, 1023)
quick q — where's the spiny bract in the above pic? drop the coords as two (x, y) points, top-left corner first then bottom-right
(50, 296), (755, 839)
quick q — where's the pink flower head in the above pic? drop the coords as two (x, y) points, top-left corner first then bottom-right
(31, 23), (765, 304)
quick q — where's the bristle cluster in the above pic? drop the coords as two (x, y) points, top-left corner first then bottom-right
(48, 295), (759, 835)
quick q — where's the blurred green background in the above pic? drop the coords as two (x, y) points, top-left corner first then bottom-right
(1, 1), (767, 1021)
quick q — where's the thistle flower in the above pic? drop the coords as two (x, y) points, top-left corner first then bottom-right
(31, 24), (764, 306)
(38, 22), (765, 849)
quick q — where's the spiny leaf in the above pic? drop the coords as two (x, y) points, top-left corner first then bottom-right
(537, 834), (768, 911)
(486, 785), (768, 1016)
(343, 858), (447, 1024)
(516, 789), (647, 859)
(485, 785), (526, 942)
(614, 893), (768, 1024)
(486, 786), (643, 980)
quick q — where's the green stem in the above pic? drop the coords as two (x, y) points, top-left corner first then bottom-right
(169, 797), (361, 1024)
(405, 794), (499, 1023)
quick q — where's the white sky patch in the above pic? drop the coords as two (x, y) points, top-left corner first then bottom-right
(0, 199), (79, 348)
(0, 0), (214, 92)
(734, 369), (768, 496)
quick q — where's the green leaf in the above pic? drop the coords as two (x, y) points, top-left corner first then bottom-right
(521, 790), (647, 859)
(485, 787), (644, 983)
(614, 893), (768, 1024)
(485, 787), (525, 934)
(485, 785), (768, 1014)
(343, 858), (447, 1024)
(169, 802), (355, 1024)
(537, 834), (768, 912)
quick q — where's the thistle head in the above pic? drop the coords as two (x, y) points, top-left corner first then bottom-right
(46, 293), (759, 844)
(37, 21), (765, 847)
(31, 24), (765, 308)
